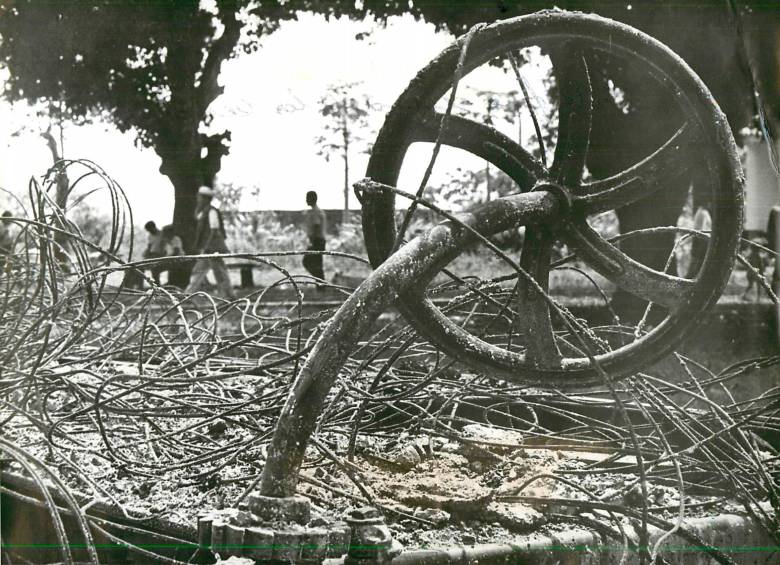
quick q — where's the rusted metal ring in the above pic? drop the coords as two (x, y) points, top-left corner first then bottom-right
(362, 10), (743, 387)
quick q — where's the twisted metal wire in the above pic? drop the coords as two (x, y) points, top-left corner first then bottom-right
(0, 156), (778, 564)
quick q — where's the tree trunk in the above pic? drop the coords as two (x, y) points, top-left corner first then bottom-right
(158, 138), (201, 247)
(155, 3), (239, 255)
(159, 159), (200, 289)
(171, 175), (199, 252)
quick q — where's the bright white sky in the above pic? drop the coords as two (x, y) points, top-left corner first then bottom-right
(0, 13), (551, 226)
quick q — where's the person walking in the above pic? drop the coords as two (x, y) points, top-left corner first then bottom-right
(122, 220), (161, 290)
(185, 186), (236, 299)
(143, 221), (166, 285)
(302, 190), (327, 287)
(161, 224), (183, 257)
(0, 211), (16, 273)
(0, 211), (15, 258)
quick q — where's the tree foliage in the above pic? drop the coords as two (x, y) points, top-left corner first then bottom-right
(0, 0), (459, 246)
(314, 82), (376, 223)
(427, 167), (516, 210)
(1, 0), (775, 256)
(0, 0), (254, 247)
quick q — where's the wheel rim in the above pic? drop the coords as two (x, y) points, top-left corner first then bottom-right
(362, 11), (743, 387)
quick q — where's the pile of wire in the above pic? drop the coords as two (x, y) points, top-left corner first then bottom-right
(0, 160), (778, 565)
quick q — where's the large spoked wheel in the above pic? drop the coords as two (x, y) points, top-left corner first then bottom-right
(362, 11), (743, 388)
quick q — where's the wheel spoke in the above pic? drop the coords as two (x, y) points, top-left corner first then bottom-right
(550, 49), (592, 187)
(574, 123), (695, 214)
(517, 227), (562, 368)
(563, 221), (694, 311)
(411, 112), (545, 189)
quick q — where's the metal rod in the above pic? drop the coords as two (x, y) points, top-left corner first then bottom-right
(259, 190), (560, 497)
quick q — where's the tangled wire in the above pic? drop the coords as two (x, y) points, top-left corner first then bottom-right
(0, 152), (778, 565)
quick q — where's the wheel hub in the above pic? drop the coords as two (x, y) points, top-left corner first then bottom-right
(531, 180), (573, 226)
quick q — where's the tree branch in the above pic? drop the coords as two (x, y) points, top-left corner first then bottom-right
(201, 130), (231, 185)
(197, 5), (242, 116)
(41, 128), (61, 163)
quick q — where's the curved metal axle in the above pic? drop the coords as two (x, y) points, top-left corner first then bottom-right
(260, 189), (561, 497)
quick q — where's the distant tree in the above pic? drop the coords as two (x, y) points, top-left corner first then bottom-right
(2, 0), (776, 292)
(10, 103), (70, 209)
(70, 203), (114, 250)
(0, 0), (423, 250)
(0, 1), (243, 247)
(314, 82), (375, 226)
(456, 85), (534, 202)
(0, 0), (255, 250)
(459, 87), (526, 143)
(217, 182), (261, 215)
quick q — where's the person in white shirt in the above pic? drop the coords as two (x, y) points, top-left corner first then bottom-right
(161, 224), (183, 257)
(143, 221), (166, 285)
(184, 186), (236, 299)
(302, 190), (327, 287)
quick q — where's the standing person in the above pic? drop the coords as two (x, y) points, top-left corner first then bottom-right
(143, 221), (165, 285)
(122, 220), (159, 290)
(0, 211), (14, 258)
(160, 224), (184, 287)
(689, 205), (712, 277)
(768, 206), (780, 287)
(161, 224), (183, 257)
(769, 206), (780, 344)
(302, 190), (327, 287)
(0, 211), (16, 273)
(185, 186), (236, 299)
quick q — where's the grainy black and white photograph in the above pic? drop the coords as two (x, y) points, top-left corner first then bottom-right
(0, 1), (779, 563)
